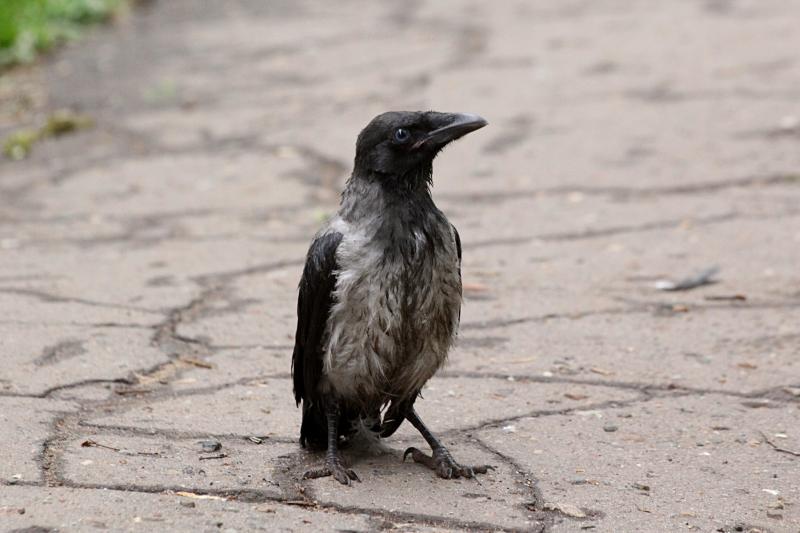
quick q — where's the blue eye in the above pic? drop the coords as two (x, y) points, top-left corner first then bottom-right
(394, 128), (411, 143)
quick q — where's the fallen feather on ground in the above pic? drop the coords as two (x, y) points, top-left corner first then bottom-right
(654, 266), (719, 291)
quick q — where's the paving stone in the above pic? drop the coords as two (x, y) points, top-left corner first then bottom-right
(0, 290), (159, 330)
(63, 433), (295, 494)
(393, 377), (641, 439)
(175, 268), (300, 350)
(86, 380), (297, 439)
(0, 398), (78, 483)
(1, 0), (799, 530)
(87, 375), (638, 445)
(451, 303), (800, 394)
(0, 324), (166, 396)
(0, 485), (374, 532)
(305, 441), (538, 531)
(479, 394), (800, 531)
(170, 348), (289, 392)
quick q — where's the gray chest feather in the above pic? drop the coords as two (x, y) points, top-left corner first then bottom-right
(323, 219), (462, 404)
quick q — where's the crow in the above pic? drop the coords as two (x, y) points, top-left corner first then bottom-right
(291, 111), (490, 484)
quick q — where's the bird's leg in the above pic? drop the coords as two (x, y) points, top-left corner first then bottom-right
(403, 408), (494, 479)
(302, 398), (360, 485)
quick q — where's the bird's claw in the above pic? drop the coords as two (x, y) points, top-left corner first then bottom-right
(403, 446), (494, 480)
(302, 458), (360, 485)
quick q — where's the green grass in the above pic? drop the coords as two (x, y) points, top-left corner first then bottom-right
(0, 0), (124, 68)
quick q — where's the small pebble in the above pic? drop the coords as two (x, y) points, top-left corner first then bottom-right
(198, 440), (221, 453)
(603, 424), (618, 432)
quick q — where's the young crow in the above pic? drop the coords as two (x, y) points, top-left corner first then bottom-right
(292, 111), (490, 484)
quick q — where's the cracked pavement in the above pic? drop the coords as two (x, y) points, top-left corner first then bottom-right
(1, 0), (799, 531)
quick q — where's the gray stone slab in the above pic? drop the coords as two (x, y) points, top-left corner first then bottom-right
(87, 375), (638, 445)
(306, 441), (540, 531)
(63, 433), (295, 494)
(393, 377), (641, 439)
(0, 397), (77, 483)
(170, 348), (289, 393)
(0, 485), (374, 532)
(451, 303), (800, 394)
(86, 380), (297, 439)
(0, 324), (166, 396)
(175, 270), (300, 351)
(2, 0), (800, 530)
(479, 394), (800, 531)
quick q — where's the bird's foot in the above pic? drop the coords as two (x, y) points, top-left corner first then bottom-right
(302, 456), (360, 485)
(403, 446), (494, 479)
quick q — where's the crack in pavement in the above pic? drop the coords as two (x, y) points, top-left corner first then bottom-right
(0, 287), (162, 314)
(70, 374), (799, 450)
(438, 370), (800, 403)
(466, 209), (800, 249)
(0, 321), (154, 329)
(9, 279), (796, 531)
(438, 173), (800, 205)
(74, 423), (297, 444)
(470, 435), (552, 530)
(25, 285), (227, 488)
(2, 478), (543, 533)
(40, 413), (78, 486)
(151, 286), (223, 357)
(5, 0), (799, 530)
(449, 392), (655, 438)
(461, 297), (800, 330)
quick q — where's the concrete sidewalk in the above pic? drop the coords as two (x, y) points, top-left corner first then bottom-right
(1, 0), (799, 531)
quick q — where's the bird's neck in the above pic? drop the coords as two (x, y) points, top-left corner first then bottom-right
(339, 168), (436, 224)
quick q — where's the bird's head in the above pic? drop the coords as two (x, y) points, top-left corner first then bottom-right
(353, 111), (487, 188)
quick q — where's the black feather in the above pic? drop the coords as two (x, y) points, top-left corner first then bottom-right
(291, 231), (343, 447)
(452, 223), (462, 278)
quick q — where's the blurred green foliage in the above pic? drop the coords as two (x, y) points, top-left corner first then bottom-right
(0, 0), (124, 68)
(3, 109), (94, 159)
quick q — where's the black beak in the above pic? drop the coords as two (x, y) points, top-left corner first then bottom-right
(414, 113), (488, 149)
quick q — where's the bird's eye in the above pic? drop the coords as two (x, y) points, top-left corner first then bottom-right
(394, 128), (411, 143)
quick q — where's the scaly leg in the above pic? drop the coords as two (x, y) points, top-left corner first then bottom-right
(403, 408), (493, 479)
(302, 398), (360, 485)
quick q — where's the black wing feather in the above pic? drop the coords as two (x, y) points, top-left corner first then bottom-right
(291, 231), (343, 406)
(452, 223), (462, 279)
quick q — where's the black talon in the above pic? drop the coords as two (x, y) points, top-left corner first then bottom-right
(400, 410), (493, 481)
(403, 447), (415, 462)
(301, 399), (361, 486)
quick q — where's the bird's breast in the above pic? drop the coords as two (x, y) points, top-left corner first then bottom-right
(322, 220), (461, 405)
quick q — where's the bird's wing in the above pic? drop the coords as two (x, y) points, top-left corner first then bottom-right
(452, 223), (463, 327)
(452, 223), (462, 279)
(292, 230), (343, 406)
